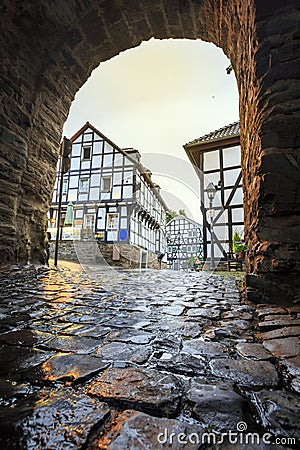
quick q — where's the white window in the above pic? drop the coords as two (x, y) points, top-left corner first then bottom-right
(75, 209), (83, 219)
(62, 179), (68, 194)
(107, 213), (119, 230)
(101, 176), (112, 193)
(79, 178), (89, 193)
(82, 146), (91, 160)
(84, 214), (95, 228)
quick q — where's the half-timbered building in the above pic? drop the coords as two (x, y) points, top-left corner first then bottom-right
(184, 121), (243, 261)
(166, 215), (203, 270)
(48, 122), (168, 268)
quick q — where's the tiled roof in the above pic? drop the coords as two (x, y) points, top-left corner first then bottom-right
(186, 121), (240, 145)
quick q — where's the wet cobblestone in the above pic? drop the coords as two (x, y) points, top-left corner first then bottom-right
(0, 264), (299, 449)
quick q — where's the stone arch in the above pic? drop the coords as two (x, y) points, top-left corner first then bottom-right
(0, 0), (299, 304)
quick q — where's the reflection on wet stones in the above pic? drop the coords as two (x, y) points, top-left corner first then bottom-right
(95, 342), (152, 364)
(71, 324), (111, 338)
(41, 335), (102, 354)
(248, 389), (300, 440)
(0, 345), (55, 376)
(29, 320), (74, 333)
(0, 379), (37, 405)
(186, 379), (248, 432)
(0, 389), (110, 449)
(107, 329), (154, 345)
(86, 367), (182, 417)
(152, 351), (207, 377)
(153, 333), (182, 352)
(279, 356), (300, 394)
(94, 410), (205, 450)
(0, 266), (298, 447)
(186, 307), (220, 319)
(0, 329), (53, 346)
(105, 315), (152, 329)
(182, 339), (227, 359)
(161, 304), (185, 316)
(210, 359), (279, 387)
(40, 353), (109, 383)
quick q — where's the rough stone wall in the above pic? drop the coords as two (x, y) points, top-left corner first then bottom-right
(245, 2), (300, 304)
(199, 0), (300, 304)
(0, 0), (299, 303)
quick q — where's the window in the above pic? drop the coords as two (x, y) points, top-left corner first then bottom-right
(83, 132), (93, 142)
(62, 179), (68, 194)
(70, 158), (80, 170)
(89, 187), (100, 201)
(107, 213), (119, 230)
(123, 185), (132, 198)
(203, 150), (219, 171)
(79, 178), (89, 193)
(75, 209), (83, 218)
(103, 154), (113, 167)
(112, 186), (121, 199)
(101, 176), (112, 193)
(91, 174), (100, 186)
(82, 146), (91, 160)
(84, 214), (95, 228)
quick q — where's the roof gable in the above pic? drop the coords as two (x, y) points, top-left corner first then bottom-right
(186, 121), (240, 146)
(167, 215), (202, 228)
(68, 121), (169, 211)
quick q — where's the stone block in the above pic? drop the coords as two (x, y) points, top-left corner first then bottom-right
(248, 389), (300, 439)
(86, 367), (182, 417)
(186, 379), (248, 432)
(236, 342), (272, 360)
(260, 326), (300, 340)
(209, 358), (279, 387)
(263, 337), (300, 359)
(94, 410), (205, 449)
(259, 319), (300, 332)
(0, 389), (110, 449)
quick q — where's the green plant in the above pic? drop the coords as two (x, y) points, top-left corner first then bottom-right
(166, 209), (187, 224)
(186, 255), (197, 269)
(233, 242), (247, 253)
(187, 255), (204, 270)
(232, 231), (247, 254)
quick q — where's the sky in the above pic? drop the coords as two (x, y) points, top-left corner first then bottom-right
(63, 38), (239, 223)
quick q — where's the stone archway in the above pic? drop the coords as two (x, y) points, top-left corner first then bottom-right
(0, 0), (299, 305)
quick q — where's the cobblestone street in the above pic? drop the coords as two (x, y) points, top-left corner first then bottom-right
(0, 264), (299, 449)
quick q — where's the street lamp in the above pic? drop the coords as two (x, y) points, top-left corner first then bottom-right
(206, 182), (217, 270)
(54, 137), (72, 267)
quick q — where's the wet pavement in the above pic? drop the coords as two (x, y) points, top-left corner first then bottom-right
(0, 263), (299, 449)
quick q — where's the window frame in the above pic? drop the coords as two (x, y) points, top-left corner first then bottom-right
(106, 212), (119, 230)
(78, 177), (89, 193)
(82, 146), (92, 160)
(101, 176), (112, 193)
(62, 179), (68, 194)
